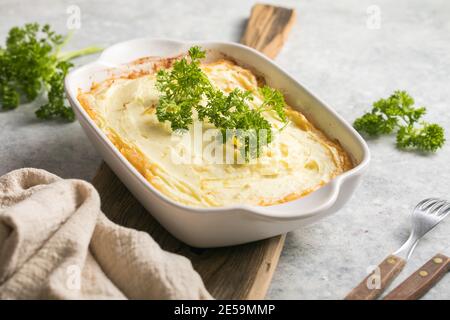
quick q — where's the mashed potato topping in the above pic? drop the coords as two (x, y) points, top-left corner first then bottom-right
(78, 58), (352, 207)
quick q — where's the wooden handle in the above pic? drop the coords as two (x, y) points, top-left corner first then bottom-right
(240, 3), (296, 59)
(384, 254), (450, 300)
(345, 255), (406, 300)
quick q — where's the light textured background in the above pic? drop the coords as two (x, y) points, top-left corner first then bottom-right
(1, 0), (449, 299)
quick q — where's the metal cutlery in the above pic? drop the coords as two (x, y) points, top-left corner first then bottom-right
(345, 198), (450, 300)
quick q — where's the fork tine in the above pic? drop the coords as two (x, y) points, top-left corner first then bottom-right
(419, 198), (439, 210)
(428, 200), (447, 215)
(416, 198), (431, 208)
(436, 203), (450, 217)
(417, 198), (435, 209)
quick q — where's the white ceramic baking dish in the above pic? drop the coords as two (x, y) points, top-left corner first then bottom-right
(65, 38), (370, 248)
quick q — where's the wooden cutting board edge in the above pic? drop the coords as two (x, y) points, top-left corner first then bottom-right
(245, 234), (287, 299)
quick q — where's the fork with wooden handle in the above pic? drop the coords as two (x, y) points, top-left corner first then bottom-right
(383, 251), (449, 300)
(345, 198), (450, 300)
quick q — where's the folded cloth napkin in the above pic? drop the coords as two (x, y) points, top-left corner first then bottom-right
(0, 168), (212, 299)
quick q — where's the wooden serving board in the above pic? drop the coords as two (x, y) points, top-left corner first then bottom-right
(91, 4), (296, 300)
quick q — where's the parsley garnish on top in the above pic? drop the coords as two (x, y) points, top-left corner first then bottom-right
(353, 90), (445, 152)
(201, 88), (272, 159)
(156, 46), (288, 159)
(0, 23), (101, 121)
(156, 46), (210, 130)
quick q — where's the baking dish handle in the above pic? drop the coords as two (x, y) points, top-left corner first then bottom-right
(239, 180), (342, 221)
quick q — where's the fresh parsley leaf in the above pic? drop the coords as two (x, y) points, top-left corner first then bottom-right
(202, 88), (272, 159)
(258, 85), (287, 122)
(35, 60), (75, 121)
(187, 45), (206, 60)
(155, 46), (289, 159)
(353, 112), (397, 136)
(0, 23), (101, 121)
(156, 46), (211, 130)
(397, 123), (445, 152)
(354, 91), (445, 152)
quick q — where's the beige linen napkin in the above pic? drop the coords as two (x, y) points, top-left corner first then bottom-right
(0, 168), (212, 299)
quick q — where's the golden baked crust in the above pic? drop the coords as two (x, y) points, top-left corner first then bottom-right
(78, 57), (353, 207)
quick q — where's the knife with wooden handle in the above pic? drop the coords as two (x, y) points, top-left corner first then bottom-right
(344, 255), (406, 300)
(384, 253), (449, 300)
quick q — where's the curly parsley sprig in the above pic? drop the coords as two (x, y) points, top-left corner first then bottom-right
(201, 88), (272, 159)
(353, 91), (445, 152)
(0, 23), (101, 121)
(258, 85), (287, 122)
(156, 46), (287, 159)
(156, 46), (211, 130)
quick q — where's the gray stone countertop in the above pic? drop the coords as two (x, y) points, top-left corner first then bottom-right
(1, 0), (449, 299)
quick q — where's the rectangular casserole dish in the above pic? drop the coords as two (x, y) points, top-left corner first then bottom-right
(65, 38), (370, 248)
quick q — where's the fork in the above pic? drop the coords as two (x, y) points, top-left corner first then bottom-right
(345, 198), (450, 300)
